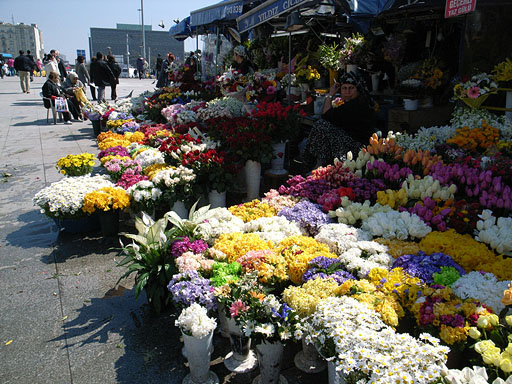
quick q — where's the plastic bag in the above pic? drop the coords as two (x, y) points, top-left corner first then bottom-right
(55, 97), (69, 112)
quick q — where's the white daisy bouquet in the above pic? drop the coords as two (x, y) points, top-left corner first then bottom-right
(33, 175), (114, 218)
(176, 303), (217, 338)
(475, 210), (512, 256)
(127, 180), (163, 214)
(303, 296), (448, 384)
(196, 208), (245, 245)
(243, 216), (304, 243)
(152, 165), (197, 206)
(361, 210), (432, 240)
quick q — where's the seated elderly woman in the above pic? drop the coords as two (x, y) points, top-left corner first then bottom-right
(303, 72), (376, 168)
(61, 72), (88, 120)
(42, 71), (79, 124)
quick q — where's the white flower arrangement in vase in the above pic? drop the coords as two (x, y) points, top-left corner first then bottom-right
(243, 216), (305, 244)
(133, 148), (166, 169)
(475, 209), (512, 256)
(361, 210), (432, 240)
(196, 208), (245, 245)
(176, 303), (217, 338)
(33, 175), (114, 218)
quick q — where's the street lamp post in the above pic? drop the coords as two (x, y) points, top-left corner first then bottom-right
(141, 0), (146, 61)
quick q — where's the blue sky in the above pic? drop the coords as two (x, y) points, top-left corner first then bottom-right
(0, 0), (213, 60)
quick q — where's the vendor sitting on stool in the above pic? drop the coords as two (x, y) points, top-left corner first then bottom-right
(42, 71), (78, 124)
(303, 71), (376, 168)
(61, 72), (87, 121)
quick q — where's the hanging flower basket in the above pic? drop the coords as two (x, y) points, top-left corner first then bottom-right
(458, 94), (491, 109)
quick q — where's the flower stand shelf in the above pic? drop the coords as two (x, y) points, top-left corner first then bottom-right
(387, 104), (453, 134)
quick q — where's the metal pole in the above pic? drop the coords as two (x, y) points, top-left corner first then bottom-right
(141, 0), (146, 60)
(288, 32), (291, 105)
(126, 33), (130, 67)
(215, 27), (219, 94)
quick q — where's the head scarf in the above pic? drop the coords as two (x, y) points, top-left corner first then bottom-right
(339, 71), (375, 108)
(233, 45), (247, 59)
(68, 72), (78, 80)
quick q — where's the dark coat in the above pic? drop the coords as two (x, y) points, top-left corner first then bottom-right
(42, 78), (65, 108)
(90, 59), (116, 86)
(322, 97), (376, 144)
(14, 55), (35, 72)
(57, 59), (67, 80)
(107, 61), (122, 84)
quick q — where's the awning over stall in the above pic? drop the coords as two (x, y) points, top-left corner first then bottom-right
(236, 0), (319, 33)
(190, 0), (246, 27)
(169, 16), (194, 40)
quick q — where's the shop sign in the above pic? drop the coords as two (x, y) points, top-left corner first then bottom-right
(445, 0), (477, 18)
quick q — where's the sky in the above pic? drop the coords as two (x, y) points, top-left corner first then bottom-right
(0, 0), (214, 60)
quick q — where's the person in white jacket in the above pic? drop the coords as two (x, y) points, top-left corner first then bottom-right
(44, 54), (59, 81)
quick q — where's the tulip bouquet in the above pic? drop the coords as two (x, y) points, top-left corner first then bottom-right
(475, 209), (512, 256)
(331, 198), (393, 226)
(56, 153), (96, 176)
(361, 210), (432, 240)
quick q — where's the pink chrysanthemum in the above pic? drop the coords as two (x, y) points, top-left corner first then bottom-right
(467, 86), (480, 99)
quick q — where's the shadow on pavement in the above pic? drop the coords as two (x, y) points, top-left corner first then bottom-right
(5, 211), (58, 248)
(12, 120), (49, 126)
(11, 101), (43, 107)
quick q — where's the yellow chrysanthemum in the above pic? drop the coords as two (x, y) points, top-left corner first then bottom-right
(213, 233), (273, 263)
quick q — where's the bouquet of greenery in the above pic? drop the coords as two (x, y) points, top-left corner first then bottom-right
(318, 43), (342, 71)
(339, 33), (371, 67)
(56, 153), (95, 176)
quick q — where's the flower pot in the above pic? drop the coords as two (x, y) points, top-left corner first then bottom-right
(244, 160), (261, 201)
(224, 317), (257, 373)
(208, 190), (226, 209)
(253, 341), (287, 384)
(270, 142), (287, 175)
(91, 120), (101, 136)
(182, 331), (219, 384)
(328, 69), (338, 86)
(314, 96), (326, 115)
(346, 64), (358, 74)
(327, 361), (347, 384)
(100, 119), (107, 132)
(98, 210), (120, 237)
(371, 73), (380, 92)
(170, 201), (188, 219)
(403, 98), (418, 111)
(52, 214), (99, 234)
(294, 338), (326, 373)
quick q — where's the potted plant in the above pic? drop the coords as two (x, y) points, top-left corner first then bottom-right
(56, 153), (96, 177)
(117, 213), (179, 314)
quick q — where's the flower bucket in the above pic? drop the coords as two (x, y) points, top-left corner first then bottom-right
(208, 190), (226, 209)
(52, 214), (99, 234)
(253, 341), (287, 384)
(170, 201), (188, 219)
(403, 98), (418, 111)
(328, 69), (338, 86)
(270, 142), (287, 175)
(300, 83), (309, 101)
(314, 95), (326, 115)
(224, 317), (257, 373)
(98, 210), (120, 237)
(244, 160), (261, 201)
(327, 361), (347, 384)
(346, 64), (358, 74)
(91, 120), (101, 137)
(182, 331), (219, 384)
(294, 338), (326, 373)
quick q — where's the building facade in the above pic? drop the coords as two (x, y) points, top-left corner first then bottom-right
(89, 24), (184, 70)
(0, 22), (44, 59)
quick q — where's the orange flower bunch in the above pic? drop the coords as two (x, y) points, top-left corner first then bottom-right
(446, 121), (499, 152)
(363, 133), (403, 160)
(97, 131), (125, 143)
(401, 149), (444, 176)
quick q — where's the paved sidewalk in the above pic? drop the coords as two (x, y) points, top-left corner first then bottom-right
(0, 76), (328, 384)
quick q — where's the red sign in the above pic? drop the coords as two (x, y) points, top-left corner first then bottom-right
(445, 0), (477, 18)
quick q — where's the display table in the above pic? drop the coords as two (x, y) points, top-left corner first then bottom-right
(387, 104), (454, 133)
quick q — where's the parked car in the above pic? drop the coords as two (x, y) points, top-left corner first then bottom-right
(120, 67), (136, 78)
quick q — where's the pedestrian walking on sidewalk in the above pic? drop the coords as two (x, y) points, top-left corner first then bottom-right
(89, 52), (116, 102)
(14, 50), (35, 93)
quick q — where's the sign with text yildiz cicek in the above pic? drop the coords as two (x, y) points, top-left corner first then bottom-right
(445, 0), (477, 18)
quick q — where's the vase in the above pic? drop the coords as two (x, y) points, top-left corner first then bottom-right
(91, 120), (101, 136)
(371, 73), (380, 92)
(208, 190), (226, 209)
(420, 96), (433, 109)
(217, 304), (230, 338)
(181, 331), (219, 384)
(506, 91), (512, 122)
(328, 69), (338, 86)
(52, 214), (99, 234)
(294, 338), (326, 373)
(252, 341), (287, 384)
(270, 141), (288, 175)
(100, 119), (107, 132)
(314, 95), (326, 115)
(98, 210), (120, 237)
(346, 64), (358, 74)
(224, 317), (257, 373)
(170, 201), (188, 219)
(327, 361), (347, 384)
(300, 83), (309, 101)
(244, 160), (261, 201)
(403, 98), (418, 111)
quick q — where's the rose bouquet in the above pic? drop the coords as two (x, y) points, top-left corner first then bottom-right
(250, 101), (305, 143)
(56, 153), (95, 176)
(82, 186), (130, 214)
(33, 175), (114, 218)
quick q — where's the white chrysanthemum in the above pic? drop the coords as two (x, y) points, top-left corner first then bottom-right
(243, 216), (304, 243)
(175, 303), (216, 338)
(315, 223), (372, 254)
(134, 148), (165, 168)
(196, 208), (245, 245)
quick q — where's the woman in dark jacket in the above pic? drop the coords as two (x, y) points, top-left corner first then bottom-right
(304, 72), (376, 167)
(42, 71), (78, 123)
(107, 55), (122, 100)
(89, 52), (115, 102)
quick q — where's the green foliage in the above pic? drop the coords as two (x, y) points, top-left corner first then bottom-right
(318, 43), (342, 71)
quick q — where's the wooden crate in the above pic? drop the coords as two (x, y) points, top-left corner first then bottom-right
(387, 104), (454, 133)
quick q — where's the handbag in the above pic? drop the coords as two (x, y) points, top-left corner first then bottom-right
(55, 97), (69, 113)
